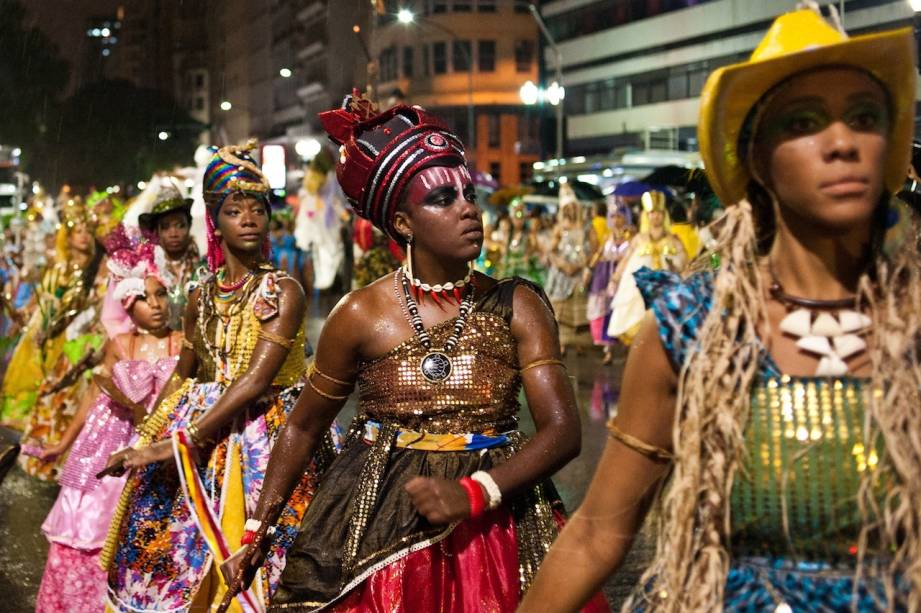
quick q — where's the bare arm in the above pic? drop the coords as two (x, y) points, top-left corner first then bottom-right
(488, 285), (582, 494)
(218, 291), (363, 600)
(518, 313), (677, 612)
(37, 340), (114, 459)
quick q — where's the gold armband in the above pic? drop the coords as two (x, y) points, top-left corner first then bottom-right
(307, 377), (350, 401)
(257, 328), (295, 349)
(606, 420), (673, 463)
(307, 361), (353, 387)
(519, 358), (566, 373)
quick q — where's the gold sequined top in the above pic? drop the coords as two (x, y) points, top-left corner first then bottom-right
(356, 310), (521, 434)
(192, 270), (306, 388)
(730, 375), (883, 560)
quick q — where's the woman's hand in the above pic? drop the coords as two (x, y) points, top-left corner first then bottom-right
(99, 447), (132, 478)
(38, 441), (68, 460)
(404, 476), (472, 525)
(217, 526), (273, 613)
(122, 440), (173, 469)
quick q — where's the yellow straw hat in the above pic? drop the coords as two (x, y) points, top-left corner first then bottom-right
(698, 7), (916, 206)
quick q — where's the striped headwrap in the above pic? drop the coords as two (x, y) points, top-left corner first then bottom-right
(202, 142), (272, 271)
(319, 90), (466, 242)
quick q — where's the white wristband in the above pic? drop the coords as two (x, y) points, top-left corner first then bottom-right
(471, 471), (502, 510)
(243, 518), (276, 536)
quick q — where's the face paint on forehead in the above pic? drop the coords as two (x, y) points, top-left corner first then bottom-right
(406, 165), (472, 204)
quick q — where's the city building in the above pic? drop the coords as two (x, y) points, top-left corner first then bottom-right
(82, 12), (122, 84)
(285, 1), (369, 146)
(542, 0), (919, 157)
(207, 0), (368, 149)
(371, 0), (543, 186)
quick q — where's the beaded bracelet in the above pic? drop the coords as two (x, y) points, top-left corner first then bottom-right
(458, 476), (486, 519)
(471, 471), (502, 510)
(187, 422), (213, 448)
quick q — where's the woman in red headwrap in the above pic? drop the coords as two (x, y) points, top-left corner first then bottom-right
(220, 93), (608, 612)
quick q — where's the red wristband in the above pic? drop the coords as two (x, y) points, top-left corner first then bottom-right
(240, 530), (256, 546)
(459, 477), (485, 519)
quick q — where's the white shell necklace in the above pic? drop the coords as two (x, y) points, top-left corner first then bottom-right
(770, 272), (870, 377)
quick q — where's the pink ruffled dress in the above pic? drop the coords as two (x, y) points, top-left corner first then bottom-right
(35, 357), (177, 613)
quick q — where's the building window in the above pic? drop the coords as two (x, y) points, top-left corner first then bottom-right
(514, 2), (529, 13)
(422, 43), (430, 76)
(688, 68), (708, 97)
(519, 162), (532, 182)
(453, 0), (472, 11)
(667, 72), (688, 100)
(433, 41), (447, 74)
(195, 96), (205, 111)
(403, 46), (414, 78)
(432, 0), (448, 13)
(487, 114), (500, 148)
(195, 73), (204, 88)
(514, 40), (533, 73)
(489, 161), (501, 180)
(453, 40), (471, 72)
(380, 46), (398, 82)
(517, 115), (540, 154)
(477, 0), (496, 12)
(478, 40), (496, 72)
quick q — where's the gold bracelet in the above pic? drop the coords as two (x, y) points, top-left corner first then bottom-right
(520, 358), (566, 373)
(187, 422), (213, 448)
(307, 377), (350, 402)
(307, 361), (353, 387)
(257, 328), (295, 349)
(181, 338), (194, 350)
(606, 420), (673, 463)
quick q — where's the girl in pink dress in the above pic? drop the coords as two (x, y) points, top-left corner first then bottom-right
(34, 237), (182, 613)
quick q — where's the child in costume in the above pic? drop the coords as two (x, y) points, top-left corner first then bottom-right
(34, 234), (181, 613)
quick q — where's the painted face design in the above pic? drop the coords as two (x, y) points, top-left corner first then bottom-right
(405, 165), (474, 206)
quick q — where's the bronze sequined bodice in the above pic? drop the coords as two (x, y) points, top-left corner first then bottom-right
(356, 310), (521, 433)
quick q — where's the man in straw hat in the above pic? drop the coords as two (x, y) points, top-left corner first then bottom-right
(522, 3), (921, 610)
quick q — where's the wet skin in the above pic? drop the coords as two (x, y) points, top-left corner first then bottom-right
(517, 67), (893, 612)
(218, 163), (581, 605)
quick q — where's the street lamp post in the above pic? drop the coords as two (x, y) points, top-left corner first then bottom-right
(397, 10), (476, 155)
(525, 3), (564, 166)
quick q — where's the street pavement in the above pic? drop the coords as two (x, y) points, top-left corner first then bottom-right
(0, 295), (653, 610)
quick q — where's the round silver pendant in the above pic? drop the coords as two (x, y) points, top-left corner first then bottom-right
(420, 351), (452, 383)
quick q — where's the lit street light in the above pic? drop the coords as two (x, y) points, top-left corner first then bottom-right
(220, 100), (232, 111)
(912, 0), (921, 12)
(158, 131), (170, 141)
(397, 8), (414, 24)
(279, 68), (292, 78)
(519, 81), (539, 106)
(295, 138), (322, 160)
